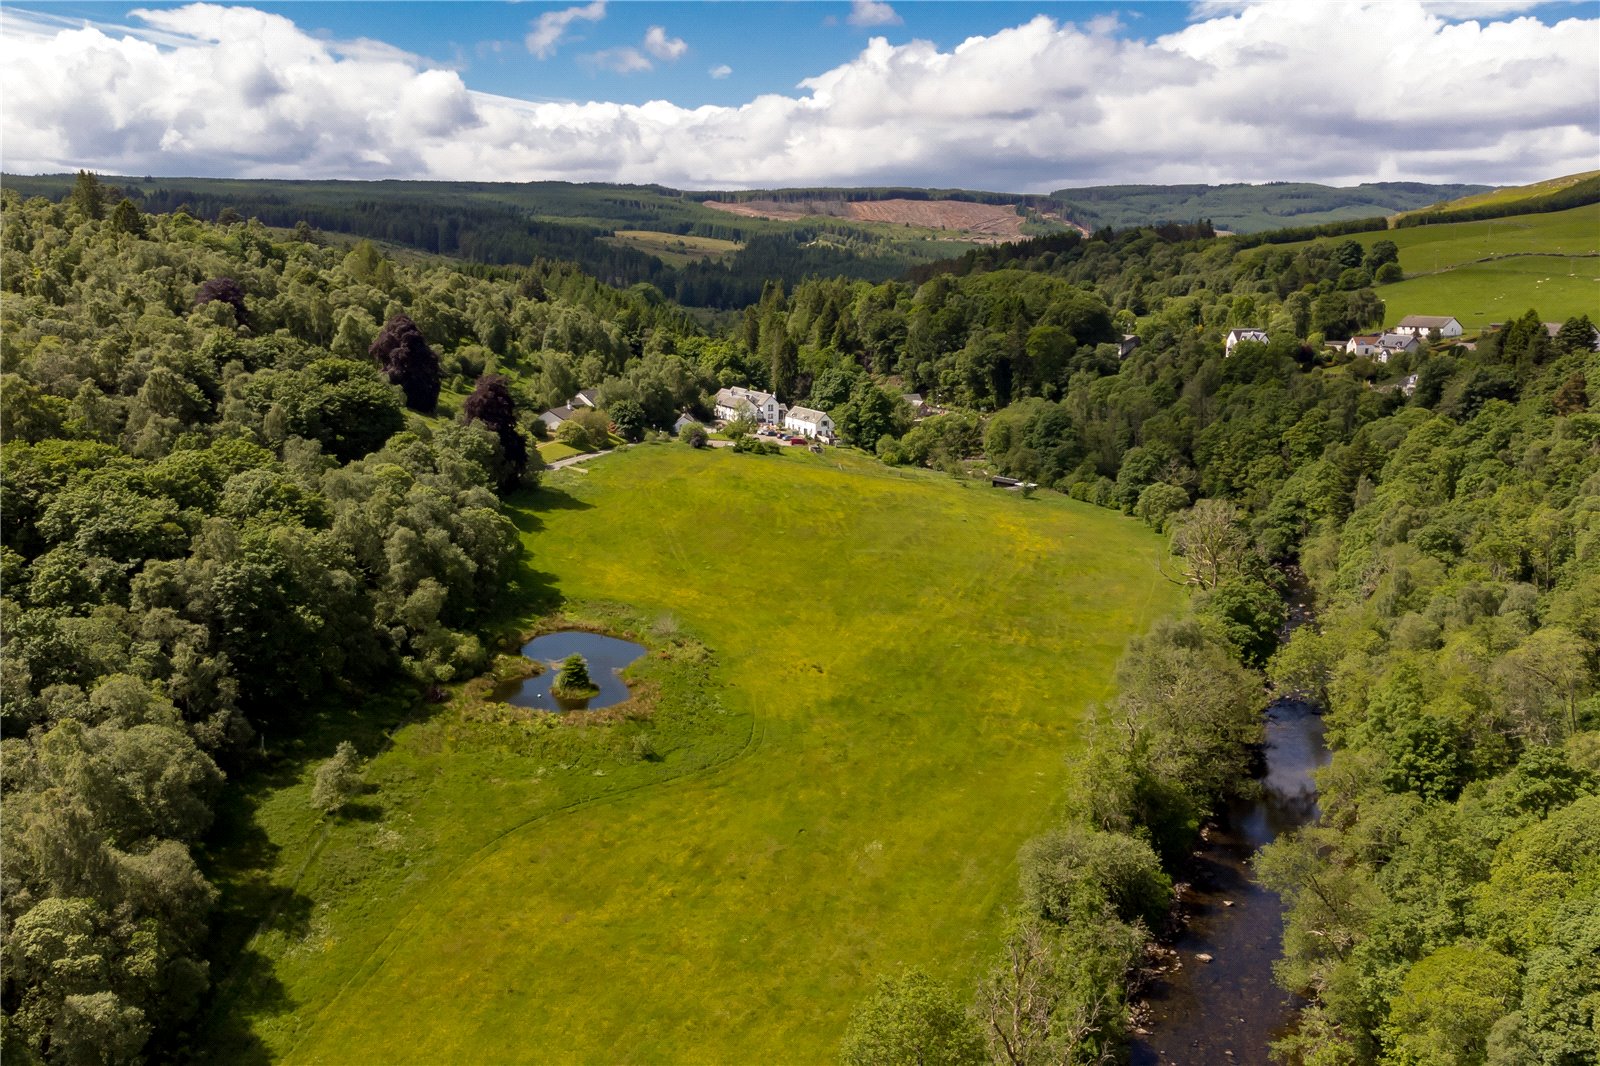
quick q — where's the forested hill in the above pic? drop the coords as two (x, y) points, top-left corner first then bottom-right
(1, 173), (1500, 309)
(1051, 180), (1492, 234)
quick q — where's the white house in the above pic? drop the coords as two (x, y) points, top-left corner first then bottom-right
(783, 406), (835, 439)
(1401, 373), (1420, 397)
(1394, 315), (1463, 338)
(1224, 328), (1269, 356)
(714, 386), (784, 425)
(1345, 334), (1382, 358)
(1375, 332), (1420, 363)
(539, 404), (578, 431)
(570, 388), (600, 409)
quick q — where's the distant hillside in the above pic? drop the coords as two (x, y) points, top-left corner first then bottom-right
(1392, 171), (1600, 228)
(1398, 170), (1600, 217)
(1049, 180), (1490, 234)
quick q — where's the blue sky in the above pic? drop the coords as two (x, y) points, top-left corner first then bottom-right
(30, 2), (1206, 105)
(3, 1), (1596, 189)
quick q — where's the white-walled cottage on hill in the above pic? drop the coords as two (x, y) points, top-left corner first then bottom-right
(714, 386), (784, 425)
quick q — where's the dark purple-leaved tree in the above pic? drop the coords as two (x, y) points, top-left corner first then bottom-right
(194, 277), (248, 326)
(464, 373), (528, 491)
(369, 314), (441, 413)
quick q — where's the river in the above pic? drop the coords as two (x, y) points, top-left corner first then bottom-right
(1129, 696), (1329, 1065)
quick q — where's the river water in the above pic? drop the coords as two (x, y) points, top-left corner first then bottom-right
(1129, 697), (1329, 1065)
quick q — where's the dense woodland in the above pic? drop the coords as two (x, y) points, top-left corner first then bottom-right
(2, 174), (1596, 1065)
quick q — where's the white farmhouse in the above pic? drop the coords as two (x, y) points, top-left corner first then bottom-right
(1224, 328), (1269, 356)
(1394, 315), (1463, 338)
(783, 406), (835, 439)
(714, 386), (785, 425)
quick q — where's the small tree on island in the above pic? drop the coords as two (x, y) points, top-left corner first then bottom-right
(553, 653), (598, 697)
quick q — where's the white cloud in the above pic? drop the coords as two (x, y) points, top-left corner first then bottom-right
(643, 25), (687, 61)
(525, 0), (605, 59)
(582, 45), (652, 74)
(709, 63), (733, 79)
(1422, 0), (1562, 17)
(847, 0), (902, 27)
(2, 2), (1595, 190)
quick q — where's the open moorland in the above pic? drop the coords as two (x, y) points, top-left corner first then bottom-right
(201, 445), (1178, 1063)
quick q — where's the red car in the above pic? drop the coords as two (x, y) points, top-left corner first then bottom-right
(788, 436), (807, 445)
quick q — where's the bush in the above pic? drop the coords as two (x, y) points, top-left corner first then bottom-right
(311, 741), (363, 815)
(679, 423), (708, 448)
(840, 970), (985, 1066)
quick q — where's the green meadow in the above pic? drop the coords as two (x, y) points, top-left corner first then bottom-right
(603, 229), (744, 267)
(202, 445), (1178, 1064)
(1253, 204), (1599, 330)
(1378, 254), (1599, 331)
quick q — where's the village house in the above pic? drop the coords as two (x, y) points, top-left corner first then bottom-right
(714, 386), (785, 425)
(1544, 321), (1600, 350)
(539, 404), (578, 431)
(1394, 315), (1463, 339)
(901, 392), (934, 419)
(1119, 334), (1142, 359)
(1224, 328), (1269, 356)
(672, 412), (703, 434)
(570, 388), (600, 409)
(1345, 334), (1382, 358)
(783, 406), (835, 439)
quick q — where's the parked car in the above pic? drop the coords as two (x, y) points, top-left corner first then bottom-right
(788, 436), (806, 445)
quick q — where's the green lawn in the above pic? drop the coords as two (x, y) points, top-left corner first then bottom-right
(1379, 255), (1600, 331)
(537, 439), (585, 463)
(201, 445), (1179, 1064)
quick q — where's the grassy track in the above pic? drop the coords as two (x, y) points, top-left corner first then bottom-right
(203, 445), (1178, 1064)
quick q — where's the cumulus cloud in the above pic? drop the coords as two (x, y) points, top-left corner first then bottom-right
(1, 2), (1595, 190)
(710, 63), (733, 79)
(643, 25), (687, 61)
(582, 46), (652, 74)
(525, 0), (605, 59)
(847, 0), (903, 27)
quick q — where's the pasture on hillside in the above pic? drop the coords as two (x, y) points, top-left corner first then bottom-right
(1377, 255), (1599, 331)
(201, 445), (1179, 1064)
(1256, 202), (1599, 274)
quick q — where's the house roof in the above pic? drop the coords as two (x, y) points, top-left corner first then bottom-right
(1347, 334), (1380, 345)
(541, 405), (577, 423)
(715, 386), (776, 408)
(1226, 327), (1268, 338)
(1377, 332), (1418, 347)
(1397, 315), (1459, 328)
(572, 388), (600, 407)
(786, 406), (830, 422)
(901, 393), (924, 405)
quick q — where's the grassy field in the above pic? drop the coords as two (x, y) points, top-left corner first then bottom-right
(200, 445), (1179, 1064)
(1379, 255), (1599, 331)
(603, 229), (743, 267)
(1247, 204), (1599, 329)
(1393, 170), (1599, 217)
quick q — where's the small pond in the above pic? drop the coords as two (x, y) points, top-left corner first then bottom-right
(499, 630), (646, 712)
